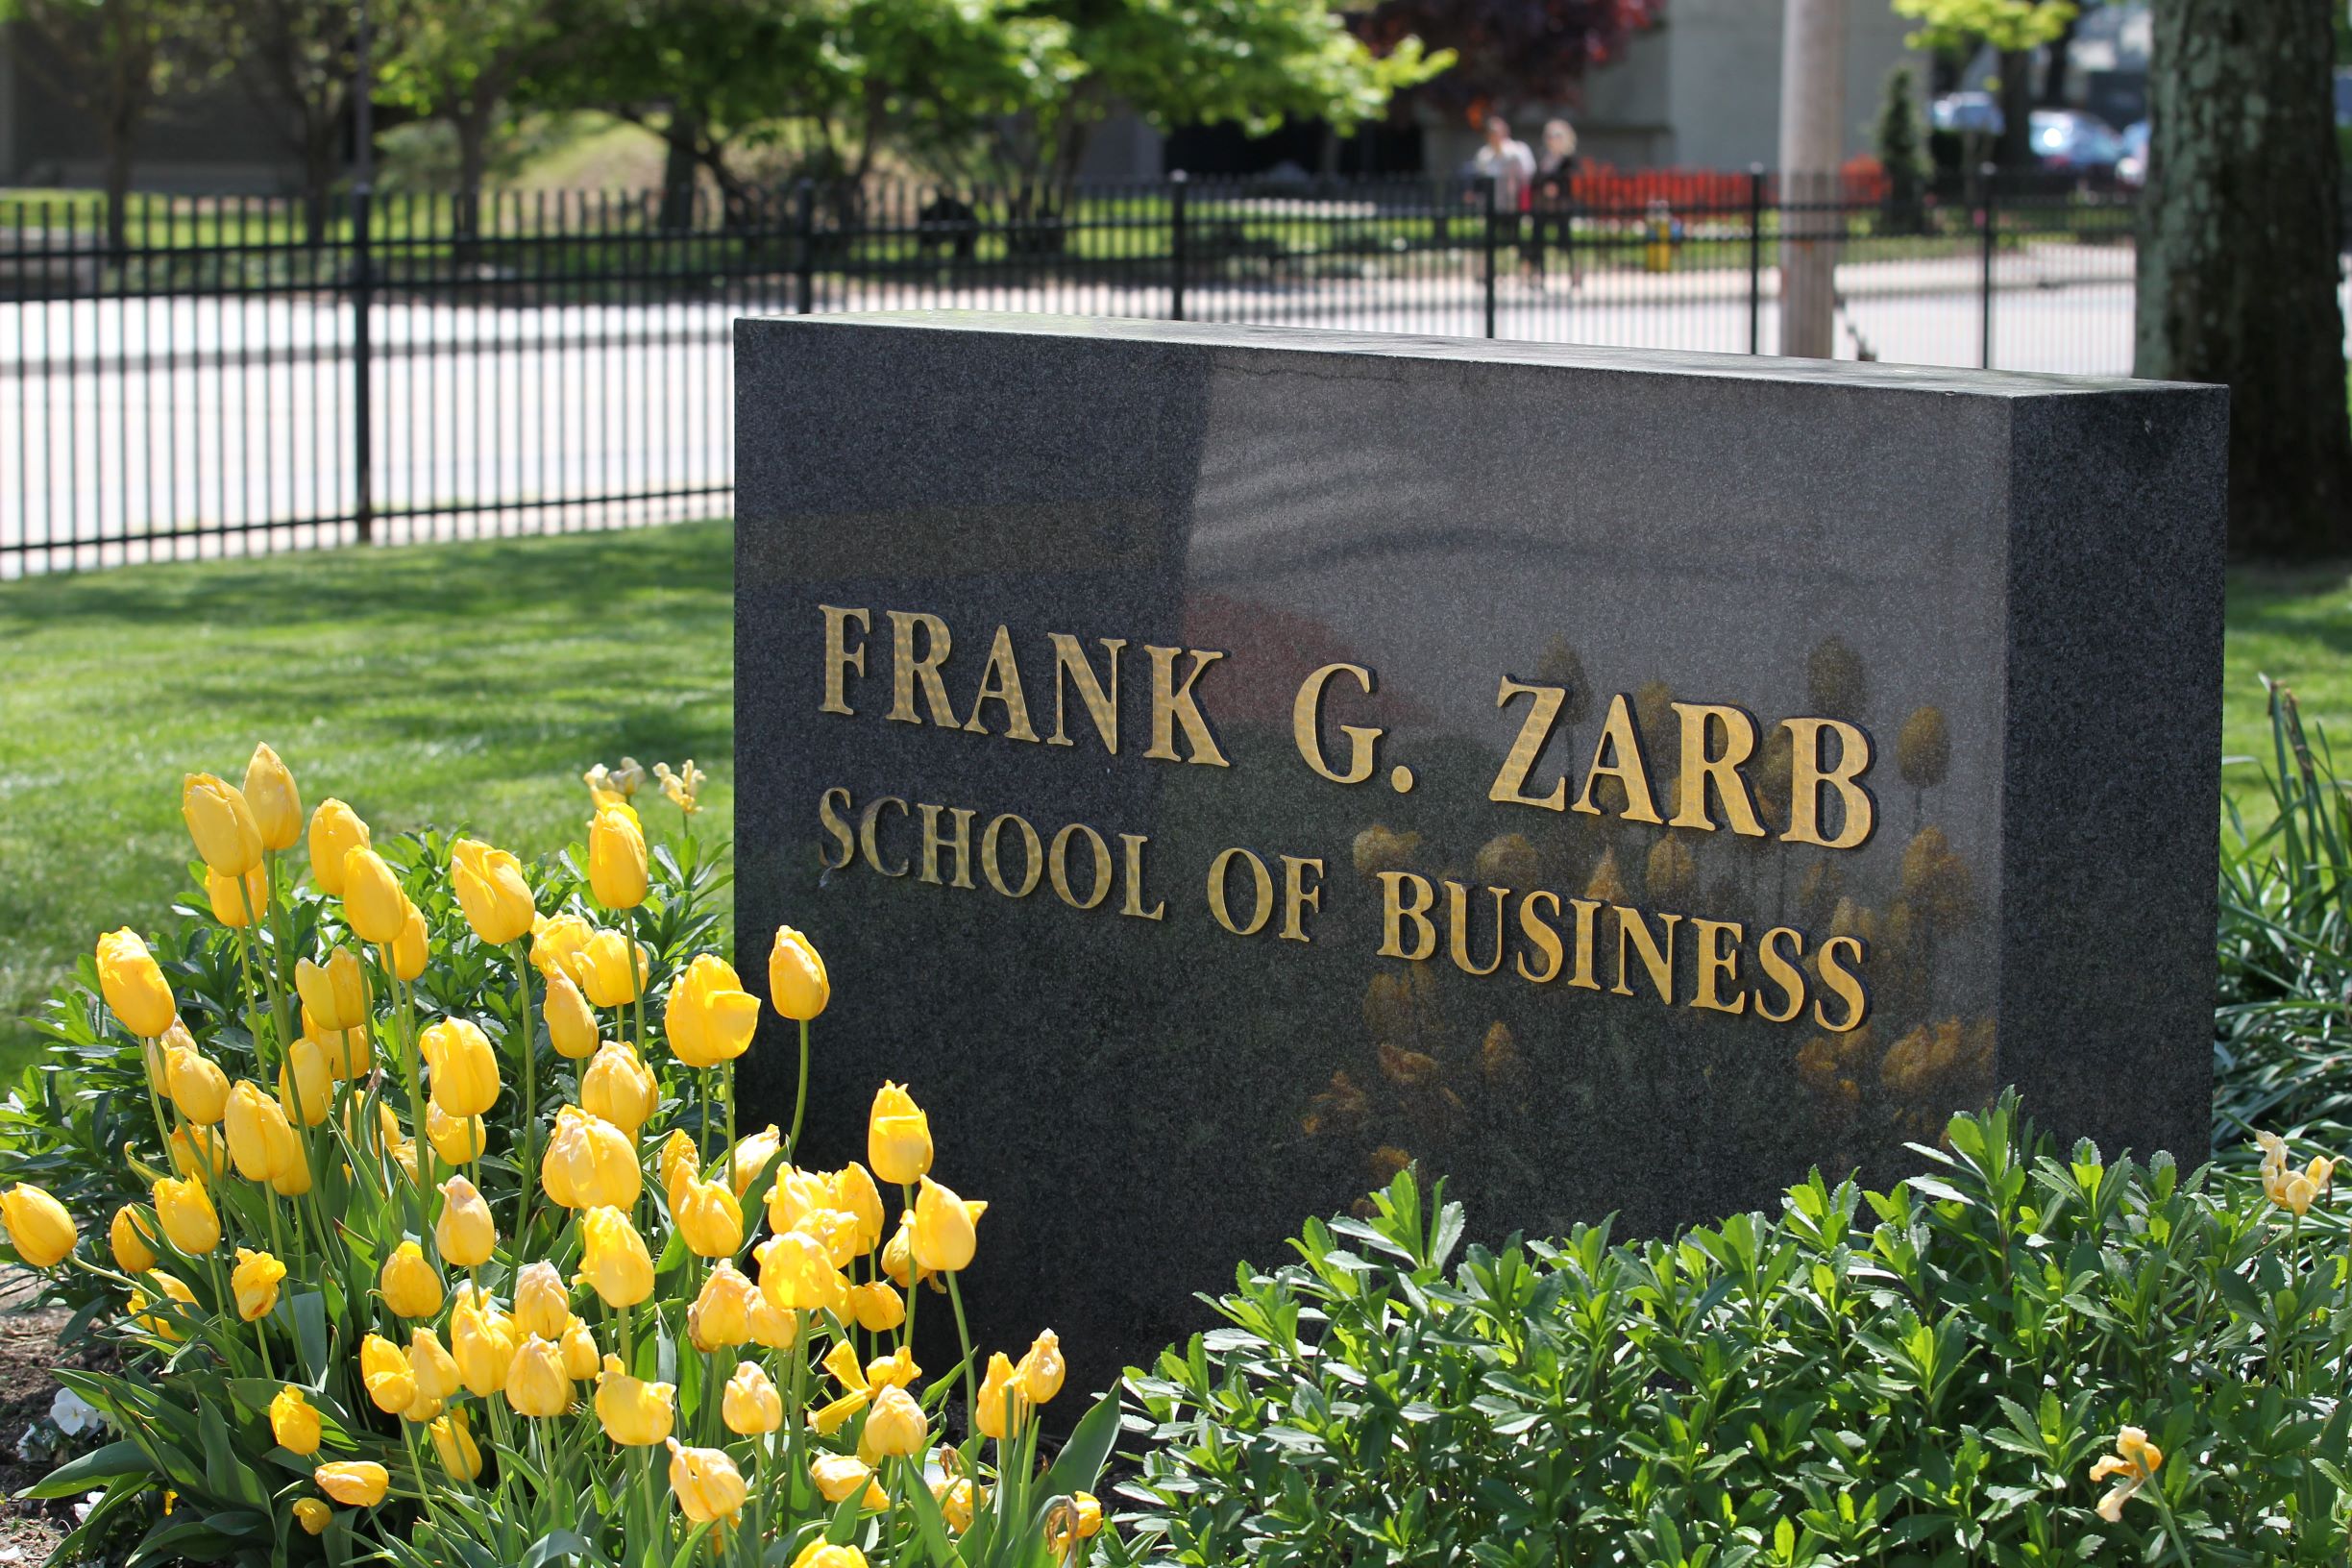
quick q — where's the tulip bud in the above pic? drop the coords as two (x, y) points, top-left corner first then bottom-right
(307, 800), (371, 895)
(910, 1176), (981, 1274)
(341, 846), (411, 947)
(529, 912), (591, 978)
(409, 1326), (462, 1404)
(183, 772), (263, 877)
(513, 1262), (572, 1339)
(1017, 1329), (1066, 1405)
(278, 1037), (332, 1127)
(880, 1220), (916, 1290)
(846, 1281), (905, 1334)
(435, 1175), (497, 1267)
(451, 1290), (520, 1397)
(834, 1163), (885, 1254)
(569, 929), (648, 1009)
(314, 1460), (389, 1507)
(723, 1361), (783, 1435)
(380, 1240), (445, 1319)
(503, 1335), (571, 1418)
(207, 863), (270, 928)
(768, 926), (829, 1021)
(429, 1408), (483, 1482)
(559, 1314), (600, 1379)
(110, 1205), (158, 1274)
(580, 1040), (656, 1135)
(360, 1333), (417, 1414)
(232, 1247), (285, 1320)
(811, 1454), (883, 1507)
(243, 744), (304, 852)
(687, 1260), (757, 1350)
(867, 1082), (932, 1187)
(938, 1478), (980, 1533)
(153, 1175), (220, 1254)
(755, 1230), (848, 1315)
(658, 1129), (699, 1203)
(545, 974), (598, 1060)
(270, 1385), (322, 1456)
(587, 804), (649, 912)
(295, 947), (371, 1034)
(420, 1017), (500, 1118)
(665, 953), (760, 1067)
(729, 1125), (782, 1197)
(292, 1498), (331, 1534)
(164, 1046), (231, 1127)
(976, 1352), (1027, 1440)
(864, 1384), (926, 1458)
(594, 1354), (675, 1446)
(168, 1124), (226, 1184)
(450, 838), (536, 946)
(392, 904), (429, 982)
(224, 1080), (295, 1182)
(95, 928), (178, 1041)
(127, 1272), (195, 1341)
(666, 1437), (747, 1527)
(576, 1207), (653, 1309)
(422, 1103), (484, 1169)
(747, 1293), (800, 1350)
(674, 1174), (744, 1260)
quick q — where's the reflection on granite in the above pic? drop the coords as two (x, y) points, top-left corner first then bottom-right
(733, 314), (2227, 1406)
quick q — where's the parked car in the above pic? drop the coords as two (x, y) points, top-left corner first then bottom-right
(1930, 91), (2004, 135)
(2029, 110), (2125, 173)
(2116, 120), (2149, 187)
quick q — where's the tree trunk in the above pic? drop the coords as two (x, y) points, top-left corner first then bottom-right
(2137, 0), (2352, 559)
(453, 103), (493, 261)
(1995, 49), (2033, 170)
(300, 121), (337, 247)
(659, 110), (700, 230)
(2039, 14), (2076, 107)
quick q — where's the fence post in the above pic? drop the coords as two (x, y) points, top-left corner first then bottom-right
(1747, 163), (1765, 355)
(352, 182), (375, 545)
(1169, 170), (1188, 322)
(1979, 162), (1997, 370)
(1482, 175), (1497, 339)
(795, 180), (816, 315)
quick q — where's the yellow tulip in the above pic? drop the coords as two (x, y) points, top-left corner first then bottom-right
(765, 1167), (830, 1236)
(881, 1219), (917, 1290)
(360, 1333), (417, 1414)
(937, 1477), (980, 1533)
(545, 974), (598, 1060)
(207, 863), (270, 928)
(576, 1207), (654, 1309)
(769, 925), (829, 1021)
(450, 838), (535, 946)
(580, 1040), (656, 1135)
(674, 1174), (744, 1260)
(2090, 1426), (2166, 1523)
(811, 1454), (885, 1508)
(434, 1176), (496, 1267)
(789, 1541), (869, 1568)
(243, 743), (303, 852)
(392, 904), (429, 982)
(834, 1163), (885, 1253)
(1017, 1329), (1066, 1405)
(688, 1261), (757, 1351)
(0, 1183), (75, 1267)
(977, 1352), (1027, 1440)
(96, 928), (177, 1039)
(568, 929), (649, 1009)
(313, 1023), (371, 1081)
(427, 1103), (486, 1166)
(514, 1261), (573, 1339)
(409, 1327), (462, 1403)
(429, 1408), (483, 1482)
(868, 1082), (932, 1187)
(307, 799), (372, 895)
(269, 1128), (312, 1196)
(723, 1361), (783, 1435)
(1049, 1492), (1106, 1557)
(730, 1125), (782, 1197)
(529, 912), (592, 979)
(541, 1107), (640, 1211)
(153, 1176), (219, 1254)
(279, 1038), (332, 1127)
(747, 1293), (801, 1350)
(292, 1497), (331, 1535)
(313, 1460), (388, 1507)
(128, 1271), (196, 1340)
(866, 1345), (921, 1392)
(419, 1017), (499, 1118)
(183, 772), (262, 876)
(594, 1354), (675, 1446)
(164, 1045), (230, 1126)
(864, 1384), (926, 1458)
(910, 1176), (980, 1273)
(296, 948), (371, 1033)
(586, 803), (649, 912)
(342, 846), (411, 947)
(380, 1240), (445, 1319)
(232, 1247), (285, 1320)
(755, 1230), (847, 1314)
(451, 1287), (520, 1397)
(658, 1129), (699, 1202)
(667, 1437), (747, 1527)
(665, 953), (761, 1068)
(110, 1206), (158, 1274)
(224, 1080), (295, 1183)
(846, 1281), (905, 1334)
(168, 1124), (226, 1184)
(269, 1385), (322, 1456)
(504, 1335), (572, 1417)
(559, 1315), (600, 1379)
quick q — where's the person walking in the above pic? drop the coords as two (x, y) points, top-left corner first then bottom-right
(1472, 115), (1537, 288)
(1532, 118), (1582, 291)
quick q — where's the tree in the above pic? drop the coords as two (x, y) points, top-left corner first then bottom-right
(376, 0), (561, 236)
(1874, 62), (1926, 232)
(2136, 0), (2352, 558)
(215, 0), (390, 242)
(1350, 0), (1652, 119)
(0, 0), (213, 249)
(1891, 0), (2074, 169)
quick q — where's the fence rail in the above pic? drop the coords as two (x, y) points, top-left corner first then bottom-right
(2, 171), (2146, 576)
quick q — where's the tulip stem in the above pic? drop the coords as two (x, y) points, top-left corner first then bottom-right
(380, 951), (439, 1237)
(253, 1317), (275, 1380)
(511, 939), (538, 1247)
(723, 1063), (737, 1167)
(898, 1186), (919, 1356)
(944, 1273), (979, 1429)
(235, 866), (294, 1072)
(787, 1020), (810, 1161)
(401, 1417), (447, 1531)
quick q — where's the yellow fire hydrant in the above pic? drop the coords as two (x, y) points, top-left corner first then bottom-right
(1644, 198), (1678, 273)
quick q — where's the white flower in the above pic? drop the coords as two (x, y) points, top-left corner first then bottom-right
(49, 1386), (103, 1437)
(71, 1490), (102, 1524)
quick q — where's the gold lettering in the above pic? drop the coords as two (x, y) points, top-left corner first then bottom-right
(1671, 703), (1765, 836)
(1047, 634), (1124, 752)
(817, 788), (855, 870)
(916, 803), (975, 889)
(857, 797), (910, 877)
(1572, 694), (1664, 823)
(1279, 856), (1324, 943)
(1143, 645), (1230, 766)
(1446, 880), (1507, 976)
(1753, 925), (1805, 1022)
(1293, 664), (1381, 785)
(1514, 890), (1564, 983)
(1691, 919), (1748, 1015)
(963, 625), (1041, 743)
(1783, 718), (1876, 849)
(819, 605), (870, 717)
(1048, 823), (1113, 911)
(1566, 898), (1603, 990)
(1489, 677), (1569, 811)
(1813, 935), (1869, 1032)
(1377, 871), (1438, 961)
(887, 611), (961, 727)
(979, 813), (1043, 898)
(1207, 847), (1275, 936)
(1611, 906), (1680, 1000)
(1119, 834), (1165, 920)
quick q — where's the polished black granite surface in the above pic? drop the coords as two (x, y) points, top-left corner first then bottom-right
(733, 313), (2226, 1403)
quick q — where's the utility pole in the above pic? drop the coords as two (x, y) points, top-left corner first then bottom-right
(1776, 0), (1845, 359)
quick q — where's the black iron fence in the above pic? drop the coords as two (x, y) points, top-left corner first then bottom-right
(0, 171), (2145, 576)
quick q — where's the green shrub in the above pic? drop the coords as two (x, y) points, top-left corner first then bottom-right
(1117, 1094), (2352, 1564)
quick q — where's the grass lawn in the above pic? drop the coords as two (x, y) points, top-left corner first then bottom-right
(0, 521), (2342, 1076)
